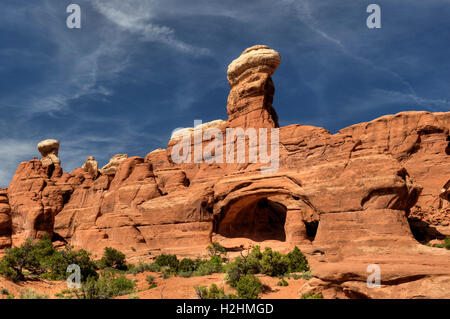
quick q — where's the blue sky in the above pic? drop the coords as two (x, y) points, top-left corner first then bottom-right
(1, 0), (449, 187)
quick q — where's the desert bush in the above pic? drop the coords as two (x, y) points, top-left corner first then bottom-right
(193, 256), (223, 276)
(98, 247), (128, 271)
(291, 273), (302, 280)
(75, 271), (136, 299)
(128, 294), (140, 299)
(20, 288), (49, 299)
(55, 289), (76, 299)
(155, 254), (179, 271)
(301, 293), (323, 299)
(301, 270), (313, 280)
(277, 279), (289, 286)
(0, 235), (55, 281)
(178, 258), (201, 274)
(178, 271), (193, 278)
(0, 240), (46, 281)
(0, 234), (98, 283)
(206, 242), (227, 258)
(146, 275), (155, 284)
(42, 246), (99, 281)
(225, 257), (245, 287)
(260, 248), (289, 277)
(161, 266), (173, 279)
(194, 284), (236, 299)
(127, 262), (159, 275)
(286, 246), (309, 273)
(236, 275), (262, 299)
(445, 237), (450, 250)
(1, 288), (9, 295)
(224, 246), (264, 287)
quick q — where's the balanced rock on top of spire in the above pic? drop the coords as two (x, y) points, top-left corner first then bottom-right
(226, 45), (281, 129)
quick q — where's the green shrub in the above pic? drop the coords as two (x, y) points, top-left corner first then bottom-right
(178, 258), (201, 273)
(55, 289), (75, 299)
(127, 262), (158, 275)
(20, 288), (49, 299)
(161, 266), (173, 279)
(0, 258), (22, 282)
(178, 271), (194, 278)
(149, 283), (157, 289)
(433, 244), (444, 248)
(194, 284), (236, 299)
(193, 257), (223, 276)
(98, 247), (128, 271)
(301, 293), (323, 299)
(1, 288), (9, 295)
(148, 263), (162, 272)
(146, 275), (155, 285)
(291, 273), (301, 280)
(75, 271), (136, 299)
(42, 246), (99, 281)
(301, 270), (313, 280)
(128, 294), (140, 299)
(0, 234), (59, 281)
(260, 248), (289, 277)
(0, 233), (99, 283)
(236, 275), (262, 299)
(0, 239), (47, 281)
(155, 254), (179, 270)
(277, 279), (289, 286)
(445, 237), (450, 250)
(286, 246), (309, 273)
(225, 258), (244, 287)
(245, 246), (263, 274)
(206, 242), (227, 257)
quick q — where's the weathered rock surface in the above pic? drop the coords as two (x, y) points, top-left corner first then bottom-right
(2, 45), (450, 298)
(227, 45), (280, 129)
(0, 189), (11, 248)
(99, 154), (128, 176)
(82, 156), (99, 179)
(37, 139), (61, 170)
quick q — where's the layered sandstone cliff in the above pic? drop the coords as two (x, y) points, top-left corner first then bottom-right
(1, 45), (449, 298)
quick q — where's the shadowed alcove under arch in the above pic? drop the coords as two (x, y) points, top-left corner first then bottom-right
(215, 196), (287, 242)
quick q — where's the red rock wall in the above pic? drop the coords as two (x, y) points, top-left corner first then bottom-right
(1, 46), (449, 298)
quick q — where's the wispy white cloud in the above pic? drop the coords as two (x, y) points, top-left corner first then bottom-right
(91, 0), (211, 56)
(284, 0), (450, 114)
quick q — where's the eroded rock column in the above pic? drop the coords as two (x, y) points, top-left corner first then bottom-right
(227, 45), (281, 129)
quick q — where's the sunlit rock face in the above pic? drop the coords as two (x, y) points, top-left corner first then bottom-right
(2, 46), (450, 298)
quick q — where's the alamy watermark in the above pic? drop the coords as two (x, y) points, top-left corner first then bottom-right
(66, 264), (81, 289)
(170, 120), (279, 174)
(65, 4), (381, 30)
(366, 264), (381, 288)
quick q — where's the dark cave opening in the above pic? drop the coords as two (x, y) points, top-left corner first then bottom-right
(216, 197), (287, 242)
(304, 220), (319, 241)
(408, 217), (446, 243)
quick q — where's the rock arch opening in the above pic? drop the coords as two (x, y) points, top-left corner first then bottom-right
(216, 197), (287, 242)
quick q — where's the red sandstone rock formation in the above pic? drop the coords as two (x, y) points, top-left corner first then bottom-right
(0, 189), (11, 248)
(2, 45), (450, 298)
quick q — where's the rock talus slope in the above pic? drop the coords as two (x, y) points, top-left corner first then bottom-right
(2, 45), (450, 298)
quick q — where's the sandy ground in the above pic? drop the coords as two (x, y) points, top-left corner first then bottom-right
(0, 271), (307, 299)
(117, 272), (308, 299)
(0, 276), (68, 299)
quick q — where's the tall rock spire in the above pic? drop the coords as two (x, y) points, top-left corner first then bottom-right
(226, 45), (281, 128)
